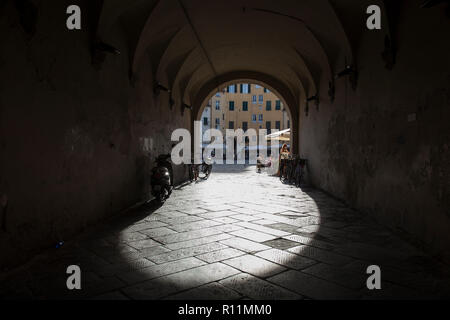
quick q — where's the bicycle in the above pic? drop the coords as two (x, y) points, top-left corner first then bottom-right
(188, 158), (212, 182)
(198, 162), (212, 180)
(279, 156), (293, 183)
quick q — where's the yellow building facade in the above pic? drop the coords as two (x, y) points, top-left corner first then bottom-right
(202, 83), (290, 137)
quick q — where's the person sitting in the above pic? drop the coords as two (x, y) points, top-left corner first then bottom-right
(257, 154), (272, 173)
(277, 143), (290, 176)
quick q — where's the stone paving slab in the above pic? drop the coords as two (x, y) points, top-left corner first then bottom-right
(118, 257), (207, 285)
(230, 229), (278, 243)
(219, 273), (302, 300)
(219, 237), (271, 253)
(196, 248), (247, 264)
(163, 282), (242, 300)
(302, 263), (366, 290)
(222, 255), (287, 278)
(148, 242), (229, 264)
(262, 238), (299, 250)
(288, 245), (353, 266)
(124, 262), (240, 299)
(164, 233), (233, 250)
(1, 164), (450, 300)
(256, 249), (317, 270)
(139, 227), (178, 237)
(267, 270), (360, 300)
(235, 221), (291, 237)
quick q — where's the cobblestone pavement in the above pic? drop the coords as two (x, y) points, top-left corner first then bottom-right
(1, 165), (450, 300)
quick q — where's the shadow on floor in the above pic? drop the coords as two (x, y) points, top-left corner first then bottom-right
(1, 169), (450, 300)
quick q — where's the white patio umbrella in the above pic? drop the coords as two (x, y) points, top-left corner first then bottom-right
(265, 128), (290, 141)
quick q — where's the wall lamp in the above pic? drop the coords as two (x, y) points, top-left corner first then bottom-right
(306, 94), (319, 103)
(94, 41), (121, 55)
(91, 41), (120, 69)
(306, 94), (319, 111)
(420, 0), (447, 8)
(335, 65), (358, 90)
(154, 83), (170, 96)
(181, 103), (192, 116)
(335, 65), (356, 79)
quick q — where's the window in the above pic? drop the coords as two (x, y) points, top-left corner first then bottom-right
(215, 92), (221, 97)
(242, 101), (248, 111)
(275, 100), (281, 110)
(215, 117), (220, 130)
(258, 114), (263, 122)
(228, 85), (236, 93)
(242, 121), (248, 131)
(229, 101), (235, 111)
(252, 114), (257, 122)
(264, 88), (269, 93)
(203, 117), (208, 125)
(266, 100), (272, 111)
(275, 121), (281, 130)
(258, 95), (263, 104)
(229, 121), (234, 129)
(252, 95), (257, 104)
(241, 83), (250, 94)
(255, 85), (261, 89)
(266, 121), (271, 134)
(215, 100), (220, 110)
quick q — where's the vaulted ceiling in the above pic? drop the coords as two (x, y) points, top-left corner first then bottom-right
(95, 0), (385, 113)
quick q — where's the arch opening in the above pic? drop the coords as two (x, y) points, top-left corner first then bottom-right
(193, 81), (293, 167)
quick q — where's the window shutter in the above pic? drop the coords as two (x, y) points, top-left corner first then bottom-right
(240, 84), (243, 93)
(248, 84), (251, 93)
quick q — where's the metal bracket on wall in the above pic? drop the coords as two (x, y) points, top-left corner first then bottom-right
(420, 0), (450, 17)
(306, 94), (319, 111)
(420, 0), (449, 8)
(154, 83), (170, 96)
(335, 65), (358, 91)
(91, 40), (121, 70)
(14, 0), (38, 37)
(182, 103), (192, 116)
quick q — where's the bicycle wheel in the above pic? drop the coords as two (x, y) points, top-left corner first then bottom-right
(279, 160), (286, 181)
(287, 164), (294, 184)
(198, 164), (211, 180)
(188, 164), (194, 182)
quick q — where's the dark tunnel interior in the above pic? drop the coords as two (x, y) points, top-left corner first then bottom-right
(0, 0), (449, 301)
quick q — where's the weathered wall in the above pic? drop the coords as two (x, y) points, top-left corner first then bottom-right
(0, 0), (189, 270)
(300, 3), (450, 260)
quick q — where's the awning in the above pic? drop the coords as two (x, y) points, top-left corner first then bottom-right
(265, 128), (290, 141)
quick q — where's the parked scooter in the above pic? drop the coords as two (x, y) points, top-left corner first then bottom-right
(151, 154), (173, 203)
